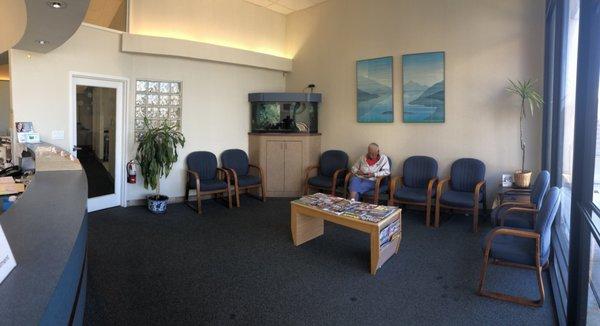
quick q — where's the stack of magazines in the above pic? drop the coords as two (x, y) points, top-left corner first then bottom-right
(296, 193), (398, 223)
(379, 219), (401, 247)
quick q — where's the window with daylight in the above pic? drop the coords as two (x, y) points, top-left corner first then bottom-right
(134, 80), (182, 141)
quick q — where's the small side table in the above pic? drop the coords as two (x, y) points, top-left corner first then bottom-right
(492, 186), (532, 210)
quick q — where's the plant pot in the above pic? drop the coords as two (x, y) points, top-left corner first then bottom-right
(147, 195), (169, 214)
(513, 170), (532, 188)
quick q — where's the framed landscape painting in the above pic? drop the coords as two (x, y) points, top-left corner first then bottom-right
(356, 56), (393, 123)
(402, 52), (445, 123)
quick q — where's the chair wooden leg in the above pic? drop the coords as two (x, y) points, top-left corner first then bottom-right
(536, 265), (545, 305)
(226, 187), (233, 209)
(196, 191), (202, 215)
(473, 206), (479, 233)
(478, 258), (545, 307)
(477, 250), (490, 294)
(434, 202), (441, 228)
(261, 184), (266, 202)
(425, 198), (432, 227)
(235, 184), (240, 208)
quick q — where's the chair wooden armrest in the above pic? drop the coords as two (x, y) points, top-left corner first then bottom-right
(427, 178), (438, 198)
(303, 165), (319, 195)
(498, 201), (536, 209)
(223, 167), (238, 185)
(186, 169), (201, 192)
(216, 167), (232, 185)
(389, 176), (402, 199)
(484, 227), (540, 255)
(343, 172), (354, 198)
(372, 175), (389, 204)
(331, 168), (348, 195)
(499, 206), (538, 227)
(248, 164), (264, 179)
(304, 165), (319, 180)
(473, 180), (486, 207)
(436, 178), (450, 200)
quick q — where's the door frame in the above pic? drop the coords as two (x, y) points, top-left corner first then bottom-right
(69, 71), (129, 210)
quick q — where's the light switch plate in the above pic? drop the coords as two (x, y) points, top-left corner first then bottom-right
(52, 130), (65, 140)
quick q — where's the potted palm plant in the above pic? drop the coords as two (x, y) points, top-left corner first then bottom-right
(136, 117), (185, 213)
(506, 79), (543, 188)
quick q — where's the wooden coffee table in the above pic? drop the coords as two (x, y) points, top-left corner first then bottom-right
(290, 201), (402, 275)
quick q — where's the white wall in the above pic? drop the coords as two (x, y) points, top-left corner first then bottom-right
(10, 25), (285, 201)
(0, 81), (10, 135)
(129, 0), (288, 58)
(286, 0), (545, 200)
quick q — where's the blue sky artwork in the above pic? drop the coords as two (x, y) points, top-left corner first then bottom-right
(356, 56), (393, 123)
(403, 52), (445, 123)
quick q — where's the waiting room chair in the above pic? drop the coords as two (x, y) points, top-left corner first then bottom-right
(304, 150), (349, 195)
(478, 186), (561, 307)
(389, 156), (438, 226)
(185, 151), (232, 214)
(344, 158), (392, 204)
(435, 158), (486, 232)
(491, 170), (550, 229)
(221, 149), (265, 207)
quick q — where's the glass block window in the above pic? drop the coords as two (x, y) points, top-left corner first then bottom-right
(135, 80), (182, 141)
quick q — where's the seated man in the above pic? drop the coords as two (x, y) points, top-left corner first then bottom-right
(348, 143), (391, 201)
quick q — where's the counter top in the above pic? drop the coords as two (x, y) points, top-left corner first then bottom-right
(0, 142), (88, 325)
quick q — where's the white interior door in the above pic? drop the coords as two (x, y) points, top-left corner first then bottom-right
(71, 75), (126, 212)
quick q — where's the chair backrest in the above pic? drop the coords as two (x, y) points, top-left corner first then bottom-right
(186, 151), (218, 180)
(534, 187), (561, 263)
(319, 150), (349, 177)
(221, 149), (250, 176)
(530, 170), (551, 207)
(403, 156), (438, 188)
(450, 158), (486, 192)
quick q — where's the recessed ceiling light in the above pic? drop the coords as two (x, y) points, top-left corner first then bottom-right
(37, 40), (49, 45)
(47, 1), (66, 9)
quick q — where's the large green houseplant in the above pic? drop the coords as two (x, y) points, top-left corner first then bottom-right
(506, 79), (543, 188)
(136, 117), (185, 213)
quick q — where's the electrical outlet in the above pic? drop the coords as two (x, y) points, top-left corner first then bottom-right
(52, 130), (65, 140)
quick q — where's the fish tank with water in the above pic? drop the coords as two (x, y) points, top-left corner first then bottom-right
(249, 93), (321, 133)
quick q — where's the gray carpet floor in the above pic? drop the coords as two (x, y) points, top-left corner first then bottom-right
(84, 197), (557, 325)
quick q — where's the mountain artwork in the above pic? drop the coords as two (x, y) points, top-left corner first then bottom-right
(356, 56), (393, 123)
(402, 52), (445, 123)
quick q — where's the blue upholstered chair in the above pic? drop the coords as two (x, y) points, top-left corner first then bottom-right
(221, 149), (265, 207)
(304, 150), (349, 195)
(185, 151), (232, 214)
(344, 158), (393, 204)
(478, 186), (561, 307)
(435, 158), (486, 232)
(491, 170), (550, 229)
(389, 156), (438, 226)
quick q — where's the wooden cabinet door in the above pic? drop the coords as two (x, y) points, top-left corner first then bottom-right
(266, 141), (285, 192)
(284, 141), (303, 193)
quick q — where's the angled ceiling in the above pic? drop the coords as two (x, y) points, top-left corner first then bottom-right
(84, 0), (125, 30)
(0, 0), (27, 54)
(244, 0), (327, 15)
(14, 0), (90, 53)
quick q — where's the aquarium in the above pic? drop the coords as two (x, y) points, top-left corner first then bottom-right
(249, 93), (321, 133)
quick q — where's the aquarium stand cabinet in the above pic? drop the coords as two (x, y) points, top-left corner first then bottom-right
(248, 133), (321, 197)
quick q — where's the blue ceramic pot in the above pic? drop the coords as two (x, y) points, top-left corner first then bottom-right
(147, 195), (169, 214)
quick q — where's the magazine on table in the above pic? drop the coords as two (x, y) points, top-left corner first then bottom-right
(295, 193), (398, 223)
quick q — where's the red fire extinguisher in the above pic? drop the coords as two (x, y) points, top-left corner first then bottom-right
(127, 160), (137, 184)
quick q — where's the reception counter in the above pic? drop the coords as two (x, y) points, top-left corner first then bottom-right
(0, 143), (88, 325)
